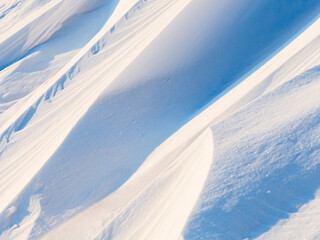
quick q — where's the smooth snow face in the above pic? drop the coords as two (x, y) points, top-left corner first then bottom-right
(1, 0), (320, 239)
(42, 130), (214, 240)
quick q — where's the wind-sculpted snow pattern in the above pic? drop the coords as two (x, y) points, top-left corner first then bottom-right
(1, 0), (320, 239)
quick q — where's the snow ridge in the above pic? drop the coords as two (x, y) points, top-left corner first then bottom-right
(1, 0), (320, 239)
(0, 0), (192, 233)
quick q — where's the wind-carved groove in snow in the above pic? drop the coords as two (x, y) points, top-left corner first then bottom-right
(0, 0), (192, 218)
(42, 129), (214, 240)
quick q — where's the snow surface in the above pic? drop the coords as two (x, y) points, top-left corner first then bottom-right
(1, 0), (320, 239)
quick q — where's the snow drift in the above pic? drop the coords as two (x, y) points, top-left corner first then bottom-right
(1, 0), (320, 239)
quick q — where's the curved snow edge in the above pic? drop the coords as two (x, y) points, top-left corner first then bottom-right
(42, 129), (214, 240)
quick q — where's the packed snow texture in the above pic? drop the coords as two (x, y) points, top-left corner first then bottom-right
(0, 0), (320, 239)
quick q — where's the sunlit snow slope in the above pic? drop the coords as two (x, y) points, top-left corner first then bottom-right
(0, 0), (320, 239)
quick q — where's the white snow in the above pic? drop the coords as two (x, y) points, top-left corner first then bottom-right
(1, 0), (320, 239)
(42, 129), (214, 240)
(257, 190), (320, 240)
